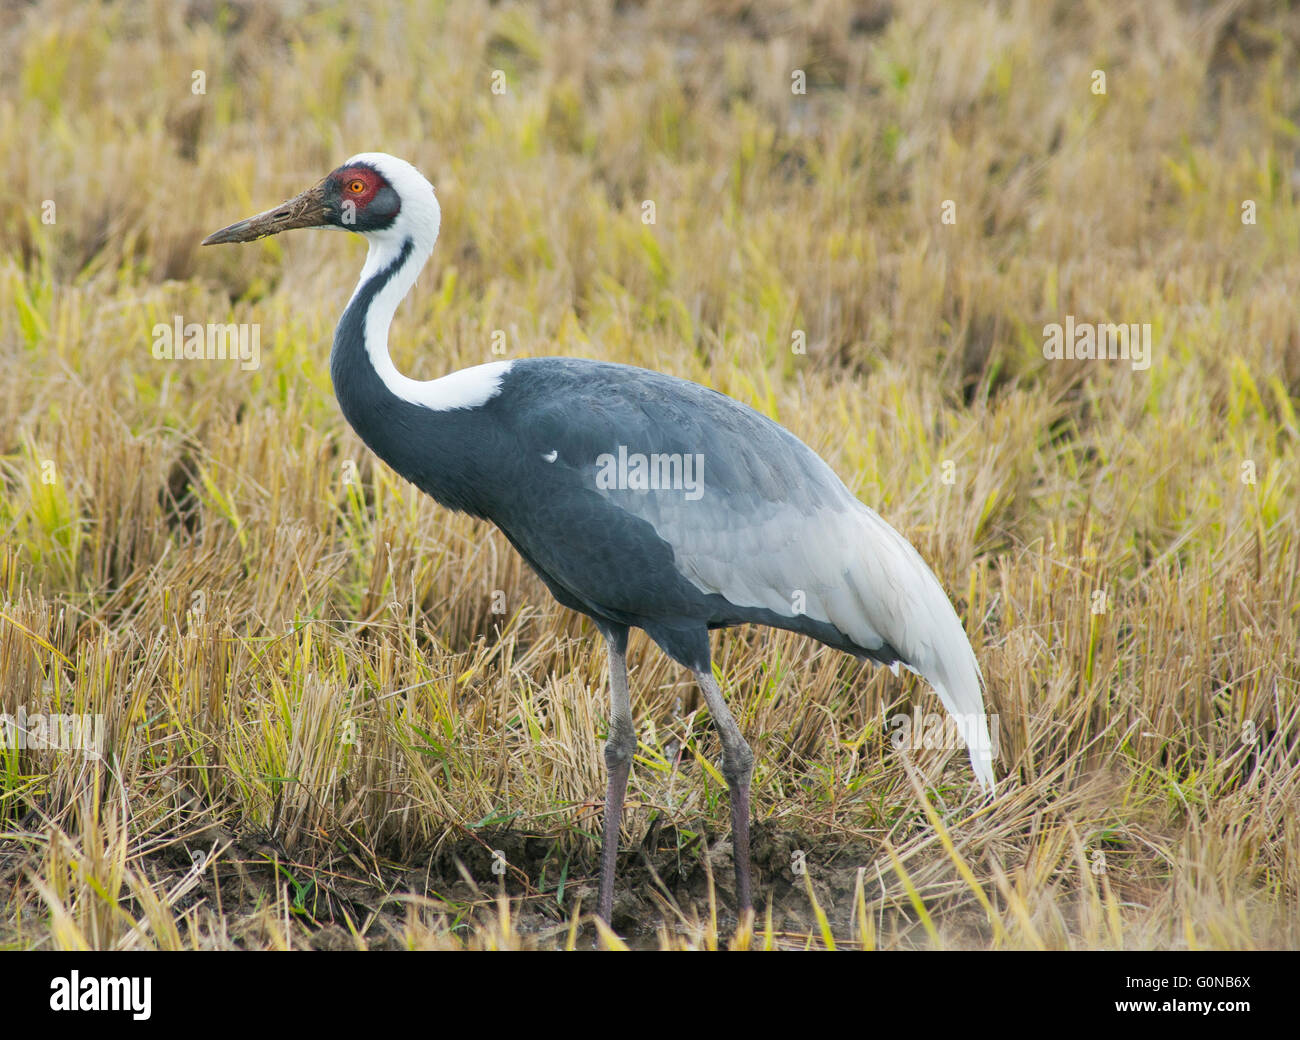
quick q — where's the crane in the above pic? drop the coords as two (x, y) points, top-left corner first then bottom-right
(203, 153), (997, 925)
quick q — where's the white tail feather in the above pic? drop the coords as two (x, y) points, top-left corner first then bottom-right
(837, 503), (997, 794)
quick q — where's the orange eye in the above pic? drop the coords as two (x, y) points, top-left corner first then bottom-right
(348, 179), (366, 194)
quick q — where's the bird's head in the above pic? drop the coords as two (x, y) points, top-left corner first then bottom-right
(202, 152), (440, 249)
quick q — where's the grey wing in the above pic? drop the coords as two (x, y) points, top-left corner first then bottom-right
(508, 361), (901, 653)
(502, 359), (995, 792)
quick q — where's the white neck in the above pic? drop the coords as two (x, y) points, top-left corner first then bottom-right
(343, 152), (511, 412)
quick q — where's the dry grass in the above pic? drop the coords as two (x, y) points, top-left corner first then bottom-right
(1, 0), (1297, 949)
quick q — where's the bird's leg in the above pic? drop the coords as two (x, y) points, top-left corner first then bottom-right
(598, 626), (635, 924)
(695, 669), (754, 917)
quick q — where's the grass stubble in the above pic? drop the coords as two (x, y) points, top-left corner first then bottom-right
(0, 0), (1297, 949)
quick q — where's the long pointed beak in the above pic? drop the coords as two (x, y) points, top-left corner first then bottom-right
(202, 180), (335, 245)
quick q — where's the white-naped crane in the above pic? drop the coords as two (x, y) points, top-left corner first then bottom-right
(203, 153), (996, 924)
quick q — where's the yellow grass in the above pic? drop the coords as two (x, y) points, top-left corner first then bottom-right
(0, 0), (1297, 949)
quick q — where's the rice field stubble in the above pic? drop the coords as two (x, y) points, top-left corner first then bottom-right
(0, 0), (1297, 950)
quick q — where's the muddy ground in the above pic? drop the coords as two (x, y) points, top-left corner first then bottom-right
(209, 820), (896, 949)
(1, 813), (957, 949)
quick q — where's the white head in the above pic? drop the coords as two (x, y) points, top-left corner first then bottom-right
(338, 152), (441, 253)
